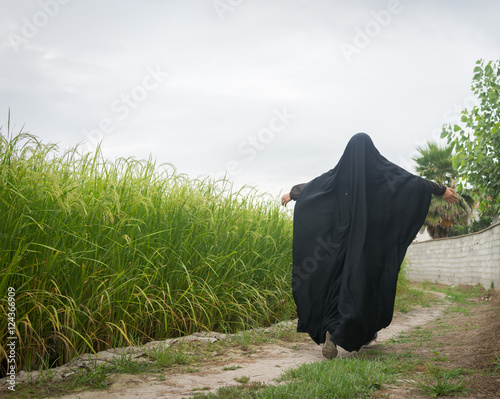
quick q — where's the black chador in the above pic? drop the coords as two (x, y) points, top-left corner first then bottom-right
(291, 133), (433, 351)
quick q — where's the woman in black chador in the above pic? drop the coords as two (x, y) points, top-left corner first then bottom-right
(281, 133), (457, 358)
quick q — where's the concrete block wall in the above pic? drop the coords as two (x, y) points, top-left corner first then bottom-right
(406, 222), (500, 289)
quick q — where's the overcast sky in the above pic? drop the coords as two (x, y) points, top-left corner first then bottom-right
(1, 0), (499, 200)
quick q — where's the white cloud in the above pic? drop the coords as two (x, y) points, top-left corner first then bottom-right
(1, 0), (499, 198)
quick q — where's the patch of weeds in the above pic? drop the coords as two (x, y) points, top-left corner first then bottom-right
(389, 326), (433, 345)
(421, 281), (431, 290)
(388, 331), (411, 344)
(446, 305), (472, 316)
(19, 355), (58, 387)
(395, 287), (430, 313)
(430, 320), (456, 335)
(147, 341), (193, 368)
(234, 376), (250, 384)
(179, 366), (201, 373)
(227, 323), (305, 348)
(362, 348), (386, 356)
(222, 365), (242, 371)
(262, 323), (303, 343)
(265, 355), (398, 398)
(431, 284), (488, 304)
(362, 351), (419, 375)
(430, 350), (448, 362)
(398, 305), (411, 313)
(110, 353), (152, 374)
(192, 386), (211, 392)
(190, 381), (266, 398)
(41, 358), (59, 381)
(70, 363), (110, 390)
(230, 329), (262, 347)
(412, 327), (433, 341)
(490, 353), (500, 374)
(463, 322), (481, 331)
(409, 364), (469, 398)
(8, 360), (110, 398)
(398, 351), (418, 359)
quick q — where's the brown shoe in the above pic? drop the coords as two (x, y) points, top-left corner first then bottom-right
(322, 331), (338, 359)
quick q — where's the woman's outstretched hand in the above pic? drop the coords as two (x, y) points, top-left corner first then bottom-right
(443, 187), (459, 204)
(281, 193), (292, 207)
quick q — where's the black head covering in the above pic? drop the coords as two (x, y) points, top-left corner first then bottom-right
(292, 133), (431, 351)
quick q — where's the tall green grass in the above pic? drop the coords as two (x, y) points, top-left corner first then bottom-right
(0, 132), (295, 371)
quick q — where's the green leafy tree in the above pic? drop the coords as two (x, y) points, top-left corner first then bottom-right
(441, 59), (500, 215)
(412, 141), (472, 238)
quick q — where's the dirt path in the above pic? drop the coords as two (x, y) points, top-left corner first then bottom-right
(53, 297), (450, 399)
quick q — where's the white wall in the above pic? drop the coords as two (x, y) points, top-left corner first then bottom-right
(406, 223), (500, 289)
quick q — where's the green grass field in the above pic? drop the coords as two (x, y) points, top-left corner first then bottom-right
(0, 132), (295, 372)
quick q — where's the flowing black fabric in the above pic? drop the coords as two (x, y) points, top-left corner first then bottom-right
(292, 133), (431, 352)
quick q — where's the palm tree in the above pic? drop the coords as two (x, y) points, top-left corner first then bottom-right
(424, 195), (472, 238)
(413, 141), (455, 186)
(412, 141), (472, 239)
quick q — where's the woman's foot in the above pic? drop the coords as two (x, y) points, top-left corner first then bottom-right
(322, 331), (338, 359)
